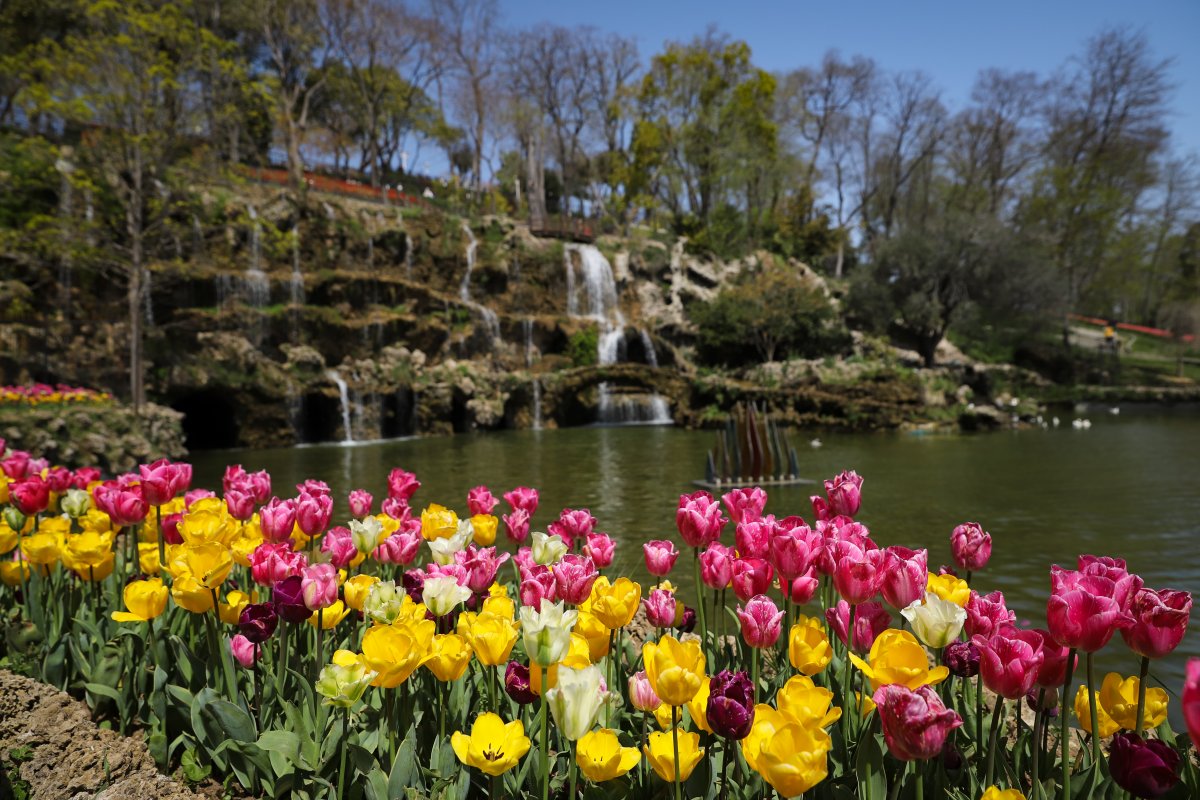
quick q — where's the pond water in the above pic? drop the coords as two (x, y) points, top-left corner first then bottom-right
(191, 403), (1200, 724)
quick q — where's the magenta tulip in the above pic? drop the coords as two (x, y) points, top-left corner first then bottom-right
(644, 588), (678, 628)
(381, 497), (410, 521)
(224, 487), (256, 522)
(295, 479), (330, 497)
(675, 490), (727, 547)
(229, 634), (260, 668)
(730, 557), (774, 602)
(787, 570), (820, 604)
(138, 459), (185, 505)
(548, 508), (596, 547)
(519, 565), (556, 608)
(721, 486), (767, 525)
(880, 546), (928, 610)
(831, 539), (886, 605)
(320, 526), (358, 569)
(823, 470), (863, 518)
(301, 563), (339, 610)
(964, 590), (1016, 639)
(1183, 658), (1200, 746)
(249, 541), (307, 586)
(825, 600), (891, 653)
(643, 539), (679, 577)
(1121, 587), (1192, 659)
(466, 485), (498, 516)
(1077, 554), (1143, 609)
(9, 476), (50, 516)
(700, 542), (735, 589)
(259, 497), (297, 543)
(874, 684), (963, 761)
(553, 554), (598, 604)
(386, 468), (421, 502)
(1029, 628), (1076, 689)
(245, 470), (270, 504)
(736, 594), (785, 648)
(734, 516), (775, 559)
(295, 491), (333, 537)
(582, 532), (615, 569)
(373, 526), (422, 565)
(768, 518), (819, 582)
(950, 522), (991, 572)
(348, 489), (373, 518)
(973, 629), (1044, 699)
(503, 486), (539, 516)
(503, 508), (531, 544)
(1047, 568), (1135, 652)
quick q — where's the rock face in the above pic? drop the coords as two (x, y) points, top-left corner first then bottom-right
(0, 403), (185, 472)
(0, 669), (201, 800)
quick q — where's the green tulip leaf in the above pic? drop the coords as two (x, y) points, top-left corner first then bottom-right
(854, 731), (886, 800)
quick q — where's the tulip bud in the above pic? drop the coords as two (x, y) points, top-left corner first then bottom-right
(229, 634), (259, 668)
(943, 640), (980, 678)
(503, 509), (530, 544)
(531, 531), (568, 566)
(644, 589), (677, 628)
(238, 603), (278, 644)
(676, 490), (727, 548)
(387, 468), (421, 502)
(736, 594), (785, 648)
(628, 670), (662, 712)
(1108, 732), (1182, 799)
(706, 670), (755, 739)
(503, 486), (538, 516)
(60, 488), (91, 518)
(505, 660), (538, 705)
(422, 575), (472, 617)
(301, 563), (339, 610)
(950, 522), (992, 572)
(874, 684), (962, 761)
(643, 539), (679, 577)
(272, 575), (313, 623)
(553, 554), (598, 605)
(347, 489), (373, 518)
(582, 532), (615, 569)
(3, 507), (27, 532)
(321, 526), (358, 569)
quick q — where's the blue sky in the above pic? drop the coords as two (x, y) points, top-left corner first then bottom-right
(499, 0), (1200, 157)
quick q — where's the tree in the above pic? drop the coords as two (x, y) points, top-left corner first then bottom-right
(429, 0), (498, 191)
(21, 0), (221, 410)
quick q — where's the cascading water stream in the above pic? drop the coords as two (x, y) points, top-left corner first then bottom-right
(326, 369), (354, 444)
(524, 318), (542, 429)
(457, 221), (500, 348)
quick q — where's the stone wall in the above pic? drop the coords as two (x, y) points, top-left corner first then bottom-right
(0, 402), (185, 472)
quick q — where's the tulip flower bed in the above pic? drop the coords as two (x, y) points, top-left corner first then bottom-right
(1, 439), (1197, 800)
(0, 383), (111, 406)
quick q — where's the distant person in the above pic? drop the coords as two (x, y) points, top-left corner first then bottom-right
(1104, 321), (1118, 355)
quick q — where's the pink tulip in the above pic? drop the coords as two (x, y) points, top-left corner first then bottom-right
(964, 590), (1017, 639)
(548, 508), (597, 547)
(735, 516), (775, 559)
(1121, 587), (1192, 659)
(1030, 628), (1077, 690)
(296, 479), (331, 497)
(458, 546), (512, 594)
(874, 684), (962, 761)
(229, 634), (259, 668)
(386, 468), (421, 502)
(10, 476), (50, 516)
(519, 565), (557, 607)
(374, 525), (423, 565)
(826, 599), (891, 653)
(737, 594), (785, 648)
(643, 540), (679, 578)
(950, 522), (992, 573)
(730, 557), (774, 602)
(295, 491), (333, 537)
(348, 489), (373, 518)
(813, 517), (874, 575)
(1077, 555), (1143, 609)
(244, 470), (269, 504)
(973, 629), (1044, 699)
(71, 466), (102, 489)
(629, 670), (662, 711)
(822, 470), (863, 519)
(721, 487), (767, 525)
(249, 541), (307, 585)
(301, 563), (339, 610)
(381, 497), (410, 521)
(514, 547), (536, 578)
(184, 488), (215, 507)
(768, 518), (819, 582)
(139, 459), (184, 505)
(1183, 659), (1200, 746)
(1, 451), (30, 479)
(503, 486), (539, 516)
(223, 465), (248, 494)
(503, 509), (531, 544)
(552, 554), (595, 604)
(224, 488), (256, 521)
(107, 486), (149, 527)
(644, 588), (678, 628)
(700, 543), (735, 590)
(321, 526), (358, 569)
(788, 570), (820, 604)
(881, 546), (928, 610)
(675, 490), (727, 548)
(43, 466), (72, 493)
(831, 539), (886, 605)
(259, 497), (297, 543)
(467, 485), (498, 516)
(1047, 568), (1135, 652)
(160, 513), (183, 545)
(583, 532), (615, 569)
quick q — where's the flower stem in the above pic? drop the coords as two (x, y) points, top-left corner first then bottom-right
(568, 739), (577, 800)
(1085, 651), (1101, 766)
(337, 709), (349, 800)
(541, 669), (550, 800)
(842, 603), (857, 744)
(985, 696), (1005, 789)
(1060, 648), (1077, 800)
(693, 548), (707, 660)
(1134, 655), (1150, 738)
(915, 769), (924, 800)
(719, 737), (732, 800)
(672, 705), (682, 800)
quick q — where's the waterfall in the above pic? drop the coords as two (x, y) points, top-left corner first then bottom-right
(639, 328), (659, 367)
(290, 230), (304, 305)
(459, 221), (477, 302)
(531, 377), (543, 430)
(327, 370), (354, 443)
(191, 214), (205, 258)
(525, 317), (542, 429)
(564, 243), (671, 425)
(404, 230), (414, 278)
(243, 206), (269, 308)
(523, 318), (535, 367)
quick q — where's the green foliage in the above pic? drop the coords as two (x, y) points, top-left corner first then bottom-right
(692, 262), (847, 365)
(566, 325), (599, 367)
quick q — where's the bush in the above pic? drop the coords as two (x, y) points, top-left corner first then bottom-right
(566, 325), (599, 367)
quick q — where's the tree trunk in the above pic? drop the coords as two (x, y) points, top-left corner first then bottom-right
(286, 116), (305, 200)
(127, 205), (145, 413)
(525, 134), (547, 229)
(919, 335), (938, 368)
(834, 239), (845, 279)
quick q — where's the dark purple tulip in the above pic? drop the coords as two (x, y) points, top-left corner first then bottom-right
(706, 670), (755, 740)
(504, 661), (537, 705)
(940, 740), (963, 771)
(238, 603), (279, 644)
(1108, 732), (1181, 799)
(401, 569), (426, 604)
(272, 575), (313, 623)
(677, 606), (697, 634)
(943, 640), (980, 678)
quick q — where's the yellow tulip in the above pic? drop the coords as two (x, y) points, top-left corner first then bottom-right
(577, 728), (640, 783)
(788, 615), (833, 676)
(0, 522), (18, 554)
(19, 531), (61, 565)
(686, 677), (712, 733)
(420, 503), (459, 541)
(361, 619), (435, 688)
(926, 572), (970, 607)
(69, 552), (114, 581)
(308, 600), (351, 629)
(332, 649), (361, 667)
(64, 530), (114, 569)
(587, 576), (642, 630)
(643, 635), (706, 706)
(644, 729), (704, 782)
(753, 721), (833, 797)
(137, 542), (162, 575)
(654, 702), (674, 730)
(426, 633), (472, 682)
(1098, 672), (1168, 731)
(229, 529), (264, 568)
(0, 557), (31, 587)
(776, 675), (842, 730)
(1074, 685), (1120, 738)
(856, 692), (877, 717)
(529, 636), (592, 696)
(463, 611), (519, 666)
(981, 788), (1026, 800)
(742, 705), (788, 773)
(343, 574), (379, 611)
(482, 593), (515, 621)
(112, 578), (169, 623)
(171, 542), (233, 588)
(171, 574), (215, 614)
(177, 508), (235, 546)
(470, 513), (498, 546)
(573, 611), (611, 663)
(219, 590), (254, 625)
(77, 508), (113, 534)
(849, 629), (948, 691)
(37, 517), (70, 537)
(451, 713), (531, 776)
